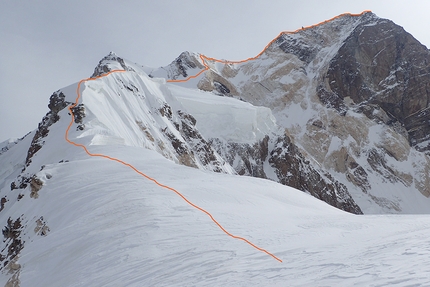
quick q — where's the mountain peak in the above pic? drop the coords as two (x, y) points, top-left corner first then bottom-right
(106, 51), (118, 58)
(143, 10), (430, 214)
(91, 52), (135, 77)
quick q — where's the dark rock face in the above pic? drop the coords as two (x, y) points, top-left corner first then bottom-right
(210, 136), (269, 179)
(211, 135), (362, 214)
(176, 111), (225, 172)
(317, 85), (348, 116)
(48, 90), (69, 113)
(213, 81), (231, 96)
(24, 91), (76, 169)
(1, 217), (23, 270)
(149, 51), (205, 80)
(156, 101), (228, 172)
(328, 18), (430, 152)
(269, 135), (362, 214)
(276, 34), (318, 64)
(175, 52), (198, 78)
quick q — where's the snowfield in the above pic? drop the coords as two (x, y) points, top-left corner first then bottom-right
(1, 144), (430, 286)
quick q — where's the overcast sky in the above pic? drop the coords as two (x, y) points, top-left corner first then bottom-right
(1, 1), (429, 142)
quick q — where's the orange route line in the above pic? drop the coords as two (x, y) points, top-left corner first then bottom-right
(65, 11), (371, 262)
(167, 10), (372, 83)
(65, 69), (282, 263)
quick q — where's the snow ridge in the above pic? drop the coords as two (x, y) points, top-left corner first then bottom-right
(67, 68), (282, 263)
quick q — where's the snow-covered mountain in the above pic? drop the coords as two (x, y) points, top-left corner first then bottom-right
(148, 11), (430, 214)
(2, 11), (430, 286)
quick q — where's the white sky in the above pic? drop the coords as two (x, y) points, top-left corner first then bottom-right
(1, 0), (429, 142)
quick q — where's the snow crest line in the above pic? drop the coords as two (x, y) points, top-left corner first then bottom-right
(167, 10), (372, 83)
(65, 69), (282, 263)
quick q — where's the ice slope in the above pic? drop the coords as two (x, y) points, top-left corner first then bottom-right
(169, 84), (277, 144)
(1, 145), (430, 286)
(73, 64), (233, 174)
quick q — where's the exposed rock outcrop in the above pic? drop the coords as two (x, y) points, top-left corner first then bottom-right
(24, 90), (78, 170)
(148, 51), (205, 81)
(211, 134), (362, 214)
(1, 217), (23, 271)
(92, 52), (135, 77)
(268, 134), (362, 214)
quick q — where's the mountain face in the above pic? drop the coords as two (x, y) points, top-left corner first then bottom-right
(327, 19), (430, 152)
(147, 11), (430, 214)
(40, 50), (361, 215)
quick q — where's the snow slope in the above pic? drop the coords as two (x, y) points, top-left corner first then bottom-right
(2, 145), (430, 286)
